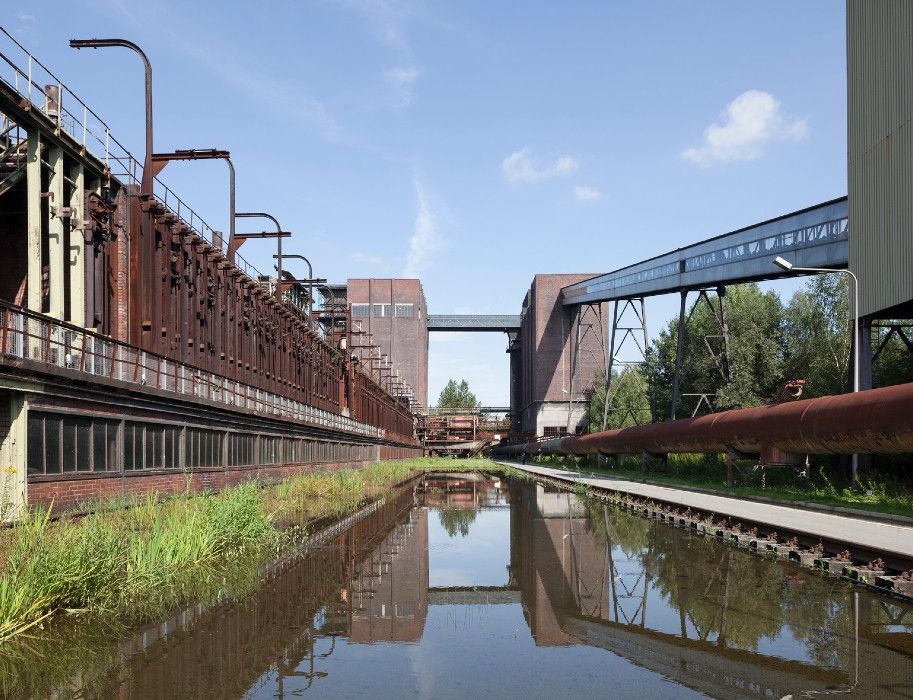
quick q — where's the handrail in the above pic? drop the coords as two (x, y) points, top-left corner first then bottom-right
(0, 302), (384, 440)
(0, 26), (263, 278)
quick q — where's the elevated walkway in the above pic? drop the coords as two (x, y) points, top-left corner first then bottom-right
(562, 196), (848, 305)
(427, 314), (521, 332)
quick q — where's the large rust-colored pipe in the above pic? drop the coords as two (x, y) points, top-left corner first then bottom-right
(503, 382), (913, 461)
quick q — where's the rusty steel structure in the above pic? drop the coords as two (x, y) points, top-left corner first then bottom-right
(0, 28), (419, 516)
(495, 381), (913, 469)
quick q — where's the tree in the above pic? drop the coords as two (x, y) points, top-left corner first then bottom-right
(782, 274), (851, 397)
(438, 507), (479, 537)
(588, 367), (652, 432)
(647, 283), (785, 417)
(437, 379), (480, 410)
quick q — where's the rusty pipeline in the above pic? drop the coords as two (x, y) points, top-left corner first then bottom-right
(497, 381), (913, 463)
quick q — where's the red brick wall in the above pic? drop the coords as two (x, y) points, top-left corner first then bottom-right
(28, 447), (422, 514)
(517, 274), (607, 431)
(348, 279), (429, 408)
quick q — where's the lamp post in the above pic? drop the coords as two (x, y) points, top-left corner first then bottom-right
(150, 149), (234, 253)
(274, 253), (315, 315)
(70, 39), (153, 196)
(773, 256), (861, 480)
(234, 212), (288, 300)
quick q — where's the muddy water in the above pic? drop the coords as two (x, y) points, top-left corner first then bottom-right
(7, 475), (913, 698)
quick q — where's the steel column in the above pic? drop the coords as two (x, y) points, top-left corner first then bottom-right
(670, 291), (688, 419)
(47, 146), (64, 320)
(26, 130), (41, 313)
(69, 162), (86, 326)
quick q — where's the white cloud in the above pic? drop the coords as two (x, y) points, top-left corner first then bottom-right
(502, 147), (579, 184)
(16, 12), (36, 22)
(574, 184), (602, 201)
(403, 178), (443, 278)
(682, 90), (807, 167)
(382, 66), (421, 108)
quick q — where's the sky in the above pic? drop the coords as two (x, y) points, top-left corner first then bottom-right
(6, 1), (848, 406)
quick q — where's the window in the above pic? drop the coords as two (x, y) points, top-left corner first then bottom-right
(27, 412), (120, 474)
(351, 303), (370, 317)
(187, 427), (224, 468)
(228, 433), (255, 466)
(283, 438), (299, 464)
(259, 435), (280, 465)
(543, 426), (569, 438)
(394, 303), (414, 318)
(373, 303), (390, 318)
(124, 422), (181, 470)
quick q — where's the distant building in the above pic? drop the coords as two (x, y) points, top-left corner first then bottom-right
(514, 274), (608, 437)
(347, 279), (429, 410)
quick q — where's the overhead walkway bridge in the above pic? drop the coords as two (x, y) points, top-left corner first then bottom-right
(561, 196), (848, 305)
(557, 197), (850, 419)
(427, 314), (521, 332)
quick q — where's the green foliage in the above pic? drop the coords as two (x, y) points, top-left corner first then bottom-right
(537, 453), (913, 518)
(0, 484), (279, 645)
(437, 508), (479, 537)
(588, 367), (652, 432)
(782, 274), (851, 397)
(647, 284), (785, 417)
(0, 457), (508, 647)
(437, 379), (481, 409)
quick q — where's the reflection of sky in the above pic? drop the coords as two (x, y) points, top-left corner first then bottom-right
(264, 603), (706, 700)
(427, 507), (511, 587)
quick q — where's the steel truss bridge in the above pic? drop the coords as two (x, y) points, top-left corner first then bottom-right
(558, 197), (850, 420)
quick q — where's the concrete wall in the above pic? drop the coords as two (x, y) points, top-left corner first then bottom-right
(347, 278), (429, 408)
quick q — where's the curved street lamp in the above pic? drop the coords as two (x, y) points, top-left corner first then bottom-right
(774, 256), (861, 480)
(70, 39), (153, 195)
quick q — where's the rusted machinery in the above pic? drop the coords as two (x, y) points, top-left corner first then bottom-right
(494, 381), (913, 463)
(418, 414), (503, 457)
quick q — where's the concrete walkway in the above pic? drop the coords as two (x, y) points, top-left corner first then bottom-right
(499, 461), (913, 562)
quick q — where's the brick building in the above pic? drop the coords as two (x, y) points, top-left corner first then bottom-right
(513, 274), (607, 437)
(347, 279), (429, 410)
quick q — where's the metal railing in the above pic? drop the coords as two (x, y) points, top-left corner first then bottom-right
(0, 302), (384, 439)
(0, 26), (263, 279)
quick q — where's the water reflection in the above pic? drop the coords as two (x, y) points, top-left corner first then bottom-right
(8, 475), (913, 699)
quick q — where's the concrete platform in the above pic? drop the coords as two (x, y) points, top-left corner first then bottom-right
(498, 461), (913, 564)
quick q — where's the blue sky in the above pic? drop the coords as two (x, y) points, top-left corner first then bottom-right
(7, 2), (847, 406)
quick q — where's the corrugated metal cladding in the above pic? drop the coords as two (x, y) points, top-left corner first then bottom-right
(847, 0), (913, 318)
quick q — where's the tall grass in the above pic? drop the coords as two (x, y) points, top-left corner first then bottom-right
(0, 456), (505, 647)
(0, 484), (279, 645)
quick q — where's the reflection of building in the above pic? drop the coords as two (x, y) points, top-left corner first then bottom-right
(23, 476), (913, 700)
(346, 508), (429, 643)
(417, 473), (505, 509)
(508, 481), (859, 699)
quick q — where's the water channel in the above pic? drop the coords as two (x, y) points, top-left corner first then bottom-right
(6, 473), (913, 698)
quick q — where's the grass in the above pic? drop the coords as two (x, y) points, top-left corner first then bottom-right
(521, 453), (913, 519)
(0, 456), (506, 649)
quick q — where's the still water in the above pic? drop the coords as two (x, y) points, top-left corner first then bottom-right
(8, 474), (913, 698)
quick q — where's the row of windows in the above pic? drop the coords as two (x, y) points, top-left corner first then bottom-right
(26, 412), (378, 475)
(351, 303), (417, 319)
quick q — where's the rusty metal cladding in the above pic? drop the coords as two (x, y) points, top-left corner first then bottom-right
(504, 382), (913, 461)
